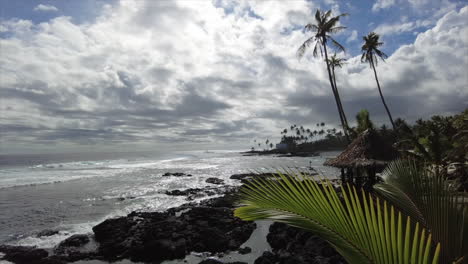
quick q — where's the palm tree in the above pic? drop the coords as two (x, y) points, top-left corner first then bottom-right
(298, 10), (350, 143)
(327, 53), (350, 133)
(361, 32), (396, 130)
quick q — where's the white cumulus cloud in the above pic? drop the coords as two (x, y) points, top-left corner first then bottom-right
(372, 0), (396, 12)
(33, 4), (59, 12)
(0, 1), (467, 152)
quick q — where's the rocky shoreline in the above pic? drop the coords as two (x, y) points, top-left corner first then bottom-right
(0, 172), (346, 264)
(241, 150), (321, 157)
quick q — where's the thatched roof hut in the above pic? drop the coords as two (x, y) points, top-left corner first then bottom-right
(324, 129), (398, 169)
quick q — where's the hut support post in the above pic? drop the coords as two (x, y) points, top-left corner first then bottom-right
(367, 167), (376, 186)
(355, 167), (362, 188)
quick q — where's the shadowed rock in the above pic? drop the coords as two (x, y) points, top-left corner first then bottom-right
(92, 206), (255, 263)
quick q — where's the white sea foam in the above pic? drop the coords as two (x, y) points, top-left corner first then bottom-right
(1, 150), (341, 249)
(0, 156), (191, 189)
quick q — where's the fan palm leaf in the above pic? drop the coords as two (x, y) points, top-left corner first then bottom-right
(235, 171), (441, 264)
(374, 160), (468, 263)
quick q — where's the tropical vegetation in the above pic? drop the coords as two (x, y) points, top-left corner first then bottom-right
(234, 168), (446, 263)
(240, 8), (467, 264)
(375, 160), (468, 263)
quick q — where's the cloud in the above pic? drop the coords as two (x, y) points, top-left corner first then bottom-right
(346, 30), (357, 43)
(374, 19), (432, 35)
(372, 0), (396, 12)
(33, 4), (59, 12)
(0, 1), (467, 152)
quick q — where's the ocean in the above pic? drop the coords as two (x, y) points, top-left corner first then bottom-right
(0, 150), (340, 249)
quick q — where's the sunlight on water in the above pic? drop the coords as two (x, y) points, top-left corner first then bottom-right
(0, 150), (339, 248)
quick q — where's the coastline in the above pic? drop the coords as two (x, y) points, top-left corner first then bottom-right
(0, 172), (345, 264)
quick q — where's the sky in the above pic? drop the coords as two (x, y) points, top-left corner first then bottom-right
(0, 0), (467, 154)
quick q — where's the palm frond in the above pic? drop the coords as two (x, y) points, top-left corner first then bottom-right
(327, 53), (347, 68)
(298, 9), (346, 59)
(361, 53), (368, 63)
(305, 23), (319, 32)
(297, 36), (316, 59)
(323, 10), (333, 21)
(329, 26), (347, 33)
(313, 40), (322, 58)
(235, 171), (441, 264)
(328, 36), (346, 53)
(375, 160), (468, 263)
(361, 32), (387, 67)
(315, 9), (321, 25)
(375, 49), (388, 60)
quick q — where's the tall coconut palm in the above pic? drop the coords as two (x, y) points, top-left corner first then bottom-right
(361, 32), (396, 130)
(298, 9), (350, 143)
(327, 53), (350, 131)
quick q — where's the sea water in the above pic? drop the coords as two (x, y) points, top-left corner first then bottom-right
(0, 150), (339, 249)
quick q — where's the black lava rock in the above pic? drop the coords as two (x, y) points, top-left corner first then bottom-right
(206, 178), (225, 185)
(92, 206), (255, 263)
(36, 229), (60, 237)
(163, 172), (192, 177)
(254, 251), (278, 264)
(238, 246), (252, 254)
(198, 260), (247, 264)
(257, 222), (347, 264)
(0, 245), (48, 264)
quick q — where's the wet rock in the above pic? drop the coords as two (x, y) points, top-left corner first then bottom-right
(92, 206), (255, 263)
(56, 234), (90, 249)
(0, 245), (48, 264)
(166, 188), (204, 196)
(229, 173), (276, 184)
(37, 229), (60, 237)
(229, 173), (252, 180)
(259, 222), (347, 264)
(199, 260), (247, 264)
(54, 234), (91, 256)
(206, 178), (225, 185)
(254, 251), (278, 264)
(53, 234), (98, 262)
(238, 246), (252, 255)
(199, 189), (240, 208)
(166, 186), (236, 202)
(163, 172), (192, 177)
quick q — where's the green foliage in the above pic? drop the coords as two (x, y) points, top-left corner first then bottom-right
(375, 160), (468, 263)
(395, 110), (468, 165)
(278, 123), (347, 152)
(235, 171), (441, 264)
(361, 32), (388, 66)
(356, 109), (375, 134)
(297, 10), (347, 59)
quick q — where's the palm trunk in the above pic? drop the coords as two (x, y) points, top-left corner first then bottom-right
(331, 65), (350, 131)
(371, 60), (396, 130)
(322, 40), (351, 144)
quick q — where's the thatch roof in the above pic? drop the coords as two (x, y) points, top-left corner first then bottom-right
(324, 129), (398, 168)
